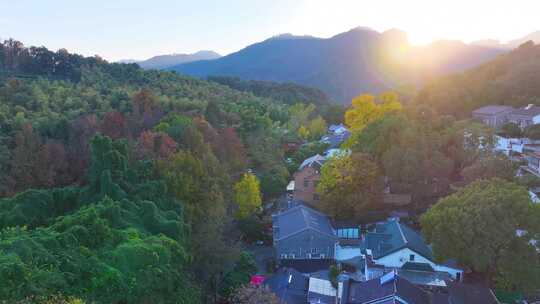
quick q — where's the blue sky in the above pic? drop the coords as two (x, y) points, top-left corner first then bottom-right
(1, 0), (539, 61)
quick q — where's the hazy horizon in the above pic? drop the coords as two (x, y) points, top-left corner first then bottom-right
(2, 0), (539, 61)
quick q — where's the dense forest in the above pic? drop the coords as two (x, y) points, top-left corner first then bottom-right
(0, 39), (333, 303)
(207, 76), (345, 125)
(415, 41), (540, 117)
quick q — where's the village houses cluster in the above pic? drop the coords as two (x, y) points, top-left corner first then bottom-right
(256, 123), (502, 303)
(473, 104), (540, 202)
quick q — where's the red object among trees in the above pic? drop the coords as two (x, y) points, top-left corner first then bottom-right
(250, 275), (265, 286)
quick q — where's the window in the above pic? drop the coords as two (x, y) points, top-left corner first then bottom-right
(311, 248), (318, 254)
(313, 194), (320, 201)
(409, 254), (415, 261)
(337, 228), (359, 239)
(303, 179), (309, 188)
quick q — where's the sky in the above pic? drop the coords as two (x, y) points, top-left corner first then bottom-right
(1, 0), (539, 61)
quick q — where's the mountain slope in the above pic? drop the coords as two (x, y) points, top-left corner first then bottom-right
(121, 50), (221, 69)
(415, 41), (540, 117)
(171, 27), (505, 103)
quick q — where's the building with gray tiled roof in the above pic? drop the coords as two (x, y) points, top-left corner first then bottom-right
(472, 104), (540, 130)
(272, 204), (337, 260)
(362, 219), (464, 282)
(472, 105), (514, 129)
(338, 271), (431, 304)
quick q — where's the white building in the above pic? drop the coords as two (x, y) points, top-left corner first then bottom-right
(361, 219), (464, 282)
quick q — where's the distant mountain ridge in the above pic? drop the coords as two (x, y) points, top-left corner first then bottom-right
(472, 31), (540, 49)
(170, 27), (508, 103)
(119, 50), (221, 69)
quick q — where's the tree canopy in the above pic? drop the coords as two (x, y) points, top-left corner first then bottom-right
(317, 152), (382, 220)
(421, 178), (540, 292)
(344, 92), (402, 132)
(0, 38), (311, 303)
(234, 173), (262, 219)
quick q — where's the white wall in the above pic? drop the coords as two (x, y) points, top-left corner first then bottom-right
(533, 114), (540, 125)
(494, 135), (525, 154)
(529, 191), (540, 204)
(373, 248), (463, 280)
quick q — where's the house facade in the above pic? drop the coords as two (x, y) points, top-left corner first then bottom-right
(293, 154), (326, 205)
(272, 205), (338, 260)
(471, 105), (514, 129)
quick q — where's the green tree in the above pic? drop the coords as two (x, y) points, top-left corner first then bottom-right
(288, 103), (316, 132)
(321, 104), (345, 125)
(421, 178), (540, 292)
(234, 173), (262, 219)
(500, 122), (522, 138)
(461, 153), (517, 184)
(525, 124), (540, 140)
(317, 152), (382, 220)
(220, 252), (258, 298)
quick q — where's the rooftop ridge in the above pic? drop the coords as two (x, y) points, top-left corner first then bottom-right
(396, 221), (408, 244)
(301, 208), (309, 228)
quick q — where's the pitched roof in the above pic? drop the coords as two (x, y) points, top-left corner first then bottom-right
(396, 268), (450, 287)
(343, 274), (430, 304)
(365, 220), (433, 260)
(264, 268), (308, 304)
(510, 104), (540, 117)
(445, 282), (500, 304)
(299, 154), (326, 170)
(472, 105), (514, 115)
(308, 277), (336, 304)
(272, 204), (336, 241)
(280, 259), (332, 274)
(401, 262), (434, 272)
(329, 123), (346, 131)
(320, 132), (351, 149)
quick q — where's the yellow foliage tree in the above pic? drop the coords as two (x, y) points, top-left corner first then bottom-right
(345, 92), (402, 132)
(298, 125), (310, 140)
(234, 173), (262, 219)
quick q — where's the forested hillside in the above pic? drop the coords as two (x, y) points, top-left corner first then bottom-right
(415, 41), (540, 117)
(0, 39), (327, 303)
(207, 76), (345, 124)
